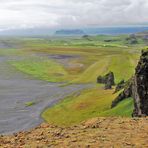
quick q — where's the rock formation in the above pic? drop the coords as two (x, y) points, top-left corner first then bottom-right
(111, 78), (133, 108)
(97, 72), (115, 89)
(114, 79), (125, 93)
(112, 50), (148, 117)
(132, 50), (148, 117)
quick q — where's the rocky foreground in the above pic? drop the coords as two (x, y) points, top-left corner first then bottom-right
(0, 117), (148, 148)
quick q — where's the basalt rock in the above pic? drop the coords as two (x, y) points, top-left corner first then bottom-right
(104, 81), (112, 90)
(97, 72), (115, 89)
(111, 78), (133, 108)
(132, 50), (148, 117)
(111, 50), (148, 117)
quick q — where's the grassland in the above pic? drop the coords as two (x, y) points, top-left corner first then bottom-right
(10, 40), (140, 83)
(10, 57), (68, 82)
(42, 87), (134, 126)
(3, 34), (146, 126)
(100, 98), (134, 117)
(42, 87), (117, 126)
(21, 35), (140, 83)
(9, 47), (139, 83)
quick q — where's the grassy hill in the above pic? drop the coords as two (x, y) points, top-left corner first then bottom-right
(42, 86), (134, 126)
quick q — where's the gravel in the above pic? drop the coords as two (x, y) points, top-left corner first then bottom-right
(0, 55), (89, 135)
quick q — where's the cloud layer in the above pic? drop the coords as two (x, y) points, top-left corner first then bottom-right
(0, 0), (148, 30)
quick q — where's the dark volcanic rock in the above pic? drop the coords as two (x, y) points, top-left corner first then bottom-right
(97, 72), (115, 89)
(111, 50), (148, 117)
(132, 50), (148, 117)
(111, 78), (133, 108)
(105, 81), (112, 89)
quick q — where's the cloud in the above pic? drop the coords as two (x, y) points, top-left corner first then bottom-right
(0, 0), (148, 30)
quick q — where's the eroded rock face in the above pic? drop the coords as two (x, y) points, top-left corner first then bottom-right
(97, 72), (115, 89)
(111, 50), (148, 117)
(132, 50), (148, 117)
(111, 78), (133, 108)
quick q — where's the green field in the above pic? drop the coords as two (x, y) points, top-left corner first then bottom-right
(3, 34), (146, 126)
(42, 87), (118, 126)
(42, 87), (134, 126)
(9, 36), (140, 84)
(10, 57), (68, 82)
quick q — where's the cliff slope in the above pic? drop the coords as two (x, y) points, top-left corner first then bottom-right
(112, 49), (148, 117)
(132, 50), (148, 116)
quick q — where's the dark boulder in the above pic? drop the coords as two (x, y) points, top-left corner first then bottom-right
(97, 75), (105, 84)
(97, 72), (115, 86)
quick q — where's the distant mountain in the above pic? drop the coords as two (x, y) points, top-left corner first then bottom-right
(0, 26), (148, 37)
(55, 29), (85, 36)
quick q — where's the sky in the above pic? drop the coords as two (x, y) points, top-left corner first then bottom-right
(0, 0), (148, 31)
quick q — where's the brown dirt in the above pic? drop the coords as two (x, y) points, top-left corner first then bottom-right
(0, 117), (148, 148)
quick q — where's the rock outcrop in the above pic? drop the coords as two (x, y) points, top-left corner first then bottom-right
(132, 50), (148, 117)
(97, 72), (115, 89)
(112, 50), (148, 117)
(111, 78), (133, 108)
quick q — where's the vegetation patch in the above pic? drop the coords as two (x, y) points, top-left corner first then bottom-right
(10, 57), (68, 82)
(100, 98), (134, 117)
(42, 88), (134, 126)
(42, 87), (118, 126)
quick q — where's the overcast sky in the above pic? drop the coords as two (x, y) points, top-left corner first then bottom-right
(0, 0), (148, 31)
